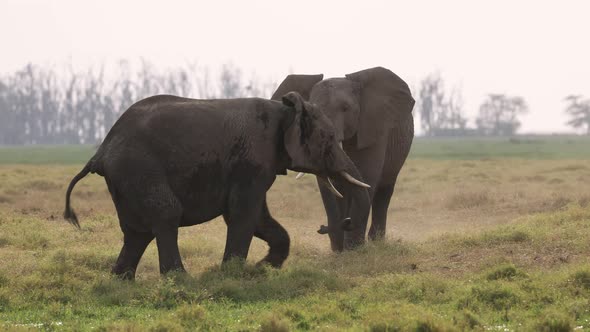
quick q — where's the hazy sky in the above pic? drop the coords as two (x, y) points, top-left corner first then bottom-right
(1, 0), (589, 133)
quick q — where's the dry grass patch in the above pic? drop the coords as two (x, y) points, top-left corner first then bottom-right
(446, 191), (493, 210)
(0, 194), (12, 204)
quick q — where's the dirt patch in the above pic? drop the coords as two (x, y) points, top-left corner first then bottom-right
(0, 194), (12, 204)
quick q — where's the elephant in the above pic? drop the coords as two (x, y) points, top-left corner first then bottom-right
(272, 67), (415, 251)
(63, 92), (370, 279)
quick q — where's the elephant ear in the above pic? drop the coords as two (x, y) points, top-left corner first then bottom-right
(271, 74), (324, 101)
(282, 91), (314, 170)
(345, 67), (415, 149)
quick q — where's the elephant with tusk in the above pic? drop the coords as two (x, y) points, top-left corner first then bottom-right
(63, 91), (370, 279)
(272, 67), (415, 251)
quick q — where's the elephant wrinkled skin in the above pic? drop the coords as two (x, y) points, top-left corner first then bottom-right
(64, 92), (370, 279)
(272, 67), (415, 251)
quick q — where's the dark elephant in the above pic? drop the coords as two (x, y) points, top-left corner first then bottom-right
(64, 92), (370, 279)
(272, 67), (415, 251)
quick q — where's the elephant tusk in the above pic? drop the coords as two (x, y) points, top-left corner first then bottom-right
(341, 217), (353, 231)
(339, 142), (343, 150)
(295, 172), (306, 180)
(339, 171), (371, 188)
(326, 177), (343, 198)
(318, 176), (344, 198)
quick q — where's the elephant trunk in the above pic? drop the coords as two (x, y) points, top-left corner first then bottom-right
(339, 171), (371, 249)
(313, 148), (371, 250)
(332, 157), (371, 235)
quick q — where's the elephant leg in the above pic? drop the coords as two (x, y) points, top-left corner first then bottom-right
(368, 183), (395, 241)
(342, 191), (368, 251)
(254, 200), (290, 268)
(318, 181), (344, 252)
(155, 227), (185, 274)
(139, 182), (185, 275)
(367, 118), (414, 242)
(110, 184), (155, 279)
(342, 143), (386, 250)
(112, 229), (154, 280)
(221, 186), (264, 263)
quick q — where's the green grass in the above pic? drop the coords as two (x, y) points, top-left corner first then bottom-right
(0, 135), (589, 164)
(1, 138), (589, 330)
(409, 135), (590, 160)
(2, 204), (590, 330)
(0, 145), (96, 164)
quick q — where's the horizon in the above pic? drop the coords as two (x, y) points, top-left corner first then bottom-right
(1, 0), (589, 135)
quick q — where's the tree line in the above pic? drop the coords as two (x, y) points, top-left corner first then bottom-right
(0, 61), (275, 145)
(0, 64), (588, 145)
(416, 73), (590, 136)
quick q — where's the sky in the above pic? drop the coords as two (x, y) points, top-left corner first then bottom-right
(1, 0), (589, 134)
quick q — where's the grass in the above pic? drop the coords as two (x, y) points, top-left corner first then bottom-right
(1, 135), (589, 165)
(1, 140), (590, 330)
(0, 145), (96, 165)
(2, 204), (590, 330)
(410, 135), (590, 160)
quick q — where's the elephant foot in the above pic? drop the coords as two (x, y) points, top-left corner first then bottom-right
(111, 267), (136, 281)
(256, 256), (283, 269)
(256, 248), (288, 268)
(368, 231), (386, 242)
(160, 266), (187, 276)
(343, 229), (366, 251)
(343, 238), (365, 251)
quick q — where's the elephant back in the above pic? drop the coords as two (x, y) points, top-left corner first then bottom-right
(271, 74), (324, 101)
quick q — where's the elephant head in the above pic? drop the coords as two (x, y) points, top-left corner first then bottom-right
(273, 67), (414, 149)
(272, 67), (415, 250)
(280, 91), (371, 232)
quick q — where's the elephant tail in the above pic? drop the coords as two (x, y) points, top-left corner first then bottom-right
(63, 163), (91, 229)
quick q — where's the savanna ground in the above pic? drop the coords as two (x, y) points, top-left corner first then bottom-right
(0, 136), (589, 331)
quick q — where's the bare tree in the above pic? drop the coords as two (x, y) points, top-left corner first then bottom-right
(476, 94), (528, 136)
(416, 73), (467, 136)
(0, 60), (275, 145)
(218, 63), (243, 98)
(564, 95), (590, 135)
